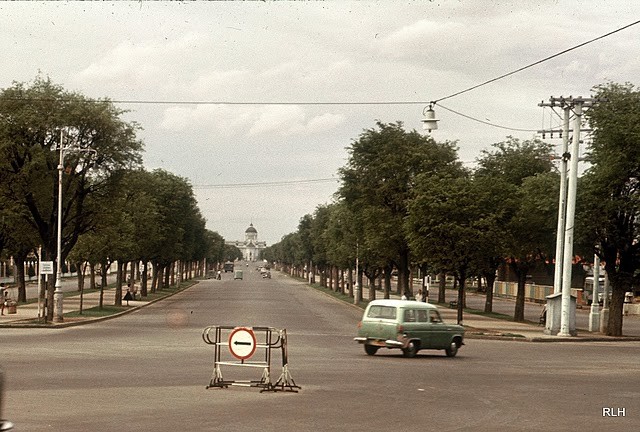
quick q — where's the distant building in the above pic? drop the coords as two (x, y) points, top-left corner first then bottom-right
(226, 223), (267, 261)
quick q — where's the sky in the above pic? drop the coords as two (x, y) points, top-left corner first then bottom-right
(1, 1), (639, 246)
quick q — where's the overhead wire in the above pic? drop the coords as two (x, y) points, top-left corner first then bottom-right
(4, 20), (638, 136)
(193, 178), (338, 189)
(430, 19), (640, 105)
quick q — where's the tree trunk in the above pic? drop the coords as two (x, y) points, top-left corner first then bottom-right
(456, 271), (466, 325)
(164, 264), (171, 289)
(76, 261), (85, 292)
(14, 254), (27, 303)
(115, 261), (124, 306)
(89, 263), (96, 290)
(438, 272), (446, 303)
(151, 262), (159, 293)
(77, 262), (86, 314)
(368, 273), (376, 301)
(99, 262), (108, 309)
(384, 266), (391, 299)
(484, 270), (497, 313)
(512, 261), (529, 322)
(141, 261), (148, 297)
(607, 286), (626, 336)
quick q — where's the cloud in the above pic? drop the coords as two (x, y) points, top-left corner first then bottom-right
(72, 32), (208, 95)
(160, 104), (345, 138)
(379, 20), (466, 59)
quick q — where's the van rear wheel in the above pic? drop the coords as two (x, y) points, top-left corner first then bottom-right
(364, 345), (379, 356)
(402, 341), (418, 358)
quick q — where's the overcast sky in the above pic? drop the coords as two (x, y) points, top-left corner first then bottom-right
(1, 1), (639, 246)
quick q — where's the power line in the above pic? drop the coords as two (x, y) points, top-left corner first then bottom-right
(437, 103), (539, 132)
(193, 178), (338, 189)
(111, 100), (429, 106)
(432, 19), (640, 104)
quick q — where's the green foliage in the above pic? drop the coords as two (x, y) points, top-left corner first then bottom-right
(338, 121), (461, 283)
(224, 244), (243, 262)
(578, 82), (640, 335)
(0, 76), (144, 264)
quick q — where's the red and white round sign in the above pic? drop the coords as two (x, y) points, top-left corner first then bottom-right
(228, 327), (257, 360)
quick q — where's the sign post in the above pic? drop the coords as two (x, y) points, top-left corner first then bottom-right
(39, 260), (54, 321)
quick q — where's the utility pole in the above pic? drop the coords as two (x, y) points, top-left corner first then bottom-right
(538, 96), (596, 336)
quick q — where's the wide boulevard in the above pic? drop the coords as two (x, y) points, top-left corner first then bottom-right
(2, 265), (637, 431)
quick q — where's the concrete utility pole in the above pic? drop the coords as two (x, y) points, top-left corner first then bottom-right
(589, 254), (601, 331)
(552, 106), (570, 295)
(538, 96), (597, 336)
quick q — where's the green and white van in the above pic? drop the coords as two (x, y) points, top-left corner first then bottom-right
(354, 299), (465, 358)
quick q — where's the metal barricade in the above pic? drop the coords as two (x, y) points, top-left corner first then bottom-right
(202, 325), (301, 392)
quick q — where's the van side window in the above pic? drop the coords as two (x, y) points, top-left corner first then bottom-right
(429, 310), (443, 323)
(417, 310), (429, 322)
(367, 305), (397, 319)
(403, 309), (417, 322)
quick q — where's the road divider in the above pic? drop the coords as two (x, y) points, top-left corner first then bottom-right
(202, 325), (301, 392)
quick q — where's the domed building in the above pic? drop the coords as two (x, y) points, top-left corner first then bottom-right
(226, 223), (267, 261)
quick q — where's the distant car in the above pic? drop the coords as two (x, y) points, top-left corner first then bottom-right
(354, 299), (465, 358)
(234, 270), (243, 280)
(223, 262), (234, 273)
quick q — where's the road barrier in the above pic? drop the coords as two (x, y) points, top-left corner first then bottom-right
(202, 325), (301, 392)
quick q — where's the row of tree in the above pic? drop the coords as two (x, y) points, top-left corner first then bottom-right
(0, 77), (228, 320)
(265, 82), (640, 337)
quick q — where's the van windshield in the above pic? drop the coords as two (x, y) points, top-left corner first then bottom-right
(367, 305), (397, 319)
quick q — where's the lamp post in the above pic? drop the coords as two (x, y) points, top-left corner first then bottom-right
(53, 129), (65, 323)
(53, 129), (97, 323)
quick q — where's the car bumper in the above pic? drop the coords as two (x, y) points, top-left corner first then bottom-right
(354, 337), (404, 348)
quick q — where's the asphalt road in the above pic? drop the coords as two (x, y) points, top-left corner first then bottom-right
(2, 266), (638, 431)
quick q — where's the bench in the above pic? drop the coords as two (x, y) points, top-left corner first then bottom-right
(449, 301), (458, 309)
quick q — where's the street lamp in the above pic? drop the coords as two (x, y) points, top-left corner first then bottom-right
(421, 103), (439, 132)
(53, 129), (97, 323)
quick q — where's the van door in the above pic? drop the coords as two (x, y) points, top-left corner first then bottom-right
(426, 310), (449, 349)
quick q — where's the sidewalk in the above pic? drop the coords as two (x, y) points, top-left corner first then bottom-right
(435, 306), (640, 342)
(0, 288), (149, 328)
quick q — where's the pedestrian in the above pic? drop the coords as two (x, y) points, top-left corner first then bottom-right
(123, 289), (133, 306)
(416, 289), (423, 301)
(0, 285), (6, 316)
(217, 270), (221, 280)
(421, 289), (428, 302)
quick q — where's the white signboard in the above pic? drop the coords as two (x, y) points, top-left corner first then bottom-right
(228, 327), (257, 360)
(40, 261), (54, 275)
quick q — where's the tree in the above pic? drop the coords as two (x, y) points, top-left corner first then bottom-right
(475, 137), (557, 321)
(0, 76), (143, 319)
(224, 244), (243, 262)
(407, 168), (508, 324)
(338, 121), (460, 297)
(578, 82), (640, 336)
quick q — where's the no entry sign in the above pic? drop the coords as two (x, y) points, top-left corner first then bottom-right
(228, 327), (257, 360)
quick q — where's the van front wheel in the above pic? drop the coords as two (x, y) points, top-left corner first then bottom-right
(445, 341), (458, 357)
